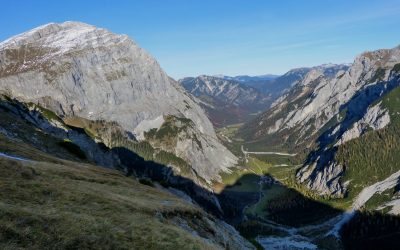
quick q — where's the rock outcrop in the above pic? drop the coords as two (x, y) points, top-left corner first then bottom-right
(335, 102), (390, 146)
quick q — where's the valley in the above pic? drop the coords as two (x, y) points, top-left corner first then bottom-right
(212, 48), (400, 248)
(216, 115), (400, 249)
(0, 21), (400, 250)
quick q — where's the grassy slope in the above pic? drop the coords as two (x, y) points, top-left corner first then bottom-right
(0, 137), (225, 250)
(0, 98), (255, 250)
(217, 153), (340, 228)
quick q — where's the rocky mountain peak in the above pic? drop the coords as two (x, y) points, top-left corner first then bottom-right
(0, 22), (237, 185)
(354, 46), (400, 71)
(1, 21), (127, 51)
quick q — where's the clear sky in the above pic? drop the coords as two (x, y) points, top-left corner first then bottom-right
(1, 0), (400, 79)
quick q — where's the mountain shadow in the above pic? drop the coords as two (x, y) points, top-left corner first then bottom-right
(109, 146), (225, 217)
(218, 173), (341, 228)
(218, 173), (400, 250)
(340, 211), (400, 250)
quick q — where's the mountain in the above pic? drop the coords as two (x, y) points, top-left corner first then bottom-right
(240, 46), (400, 203)
(243, 64), (350, 95)
(212, 68), (318, 103)
(215, 72), (301, 96)
(216, 74), (280, 82)
(243, 67), (311, 95)
(0, 21), (237, 186)
(179, 75), (272, 126)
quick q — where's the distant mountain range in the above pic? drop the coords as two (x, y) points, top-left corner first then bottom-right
(213, 74), (280, 82)
(179, 75), (272, 126)
(179, 65), (348, 126)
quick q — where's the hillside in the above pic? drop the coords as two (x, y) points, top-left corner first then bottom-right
(0, 142), (251, 250)
(0, 94), (253, 250)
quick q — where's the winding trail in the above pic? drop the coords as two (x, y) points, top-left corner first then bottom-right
(241, 145), (297, 163)
(241, 145), (297, 156)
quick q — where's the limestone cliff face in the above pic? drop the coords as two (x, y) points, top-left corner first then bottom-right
(0, 21), (237, 183)
(295, 47), (400, 197)
(250, 50), (399, 148)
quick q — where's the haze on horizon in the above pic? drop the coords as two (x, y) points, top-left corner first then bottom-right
(1, 0), (400, 79)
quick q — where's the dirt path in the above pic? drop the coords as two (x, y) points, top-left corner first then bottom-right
(241, 145), (297, 156)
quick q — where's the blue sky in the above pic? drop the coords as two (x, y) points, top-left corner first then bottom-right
(1, 0), (400, 79)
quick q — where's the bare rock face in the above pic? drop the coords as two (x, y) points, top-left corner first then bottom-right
(335, 102), (390, 146)
(294, 48), (400, 197)
(0, 21), (237, 184)
(297, 161), (345, 197)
